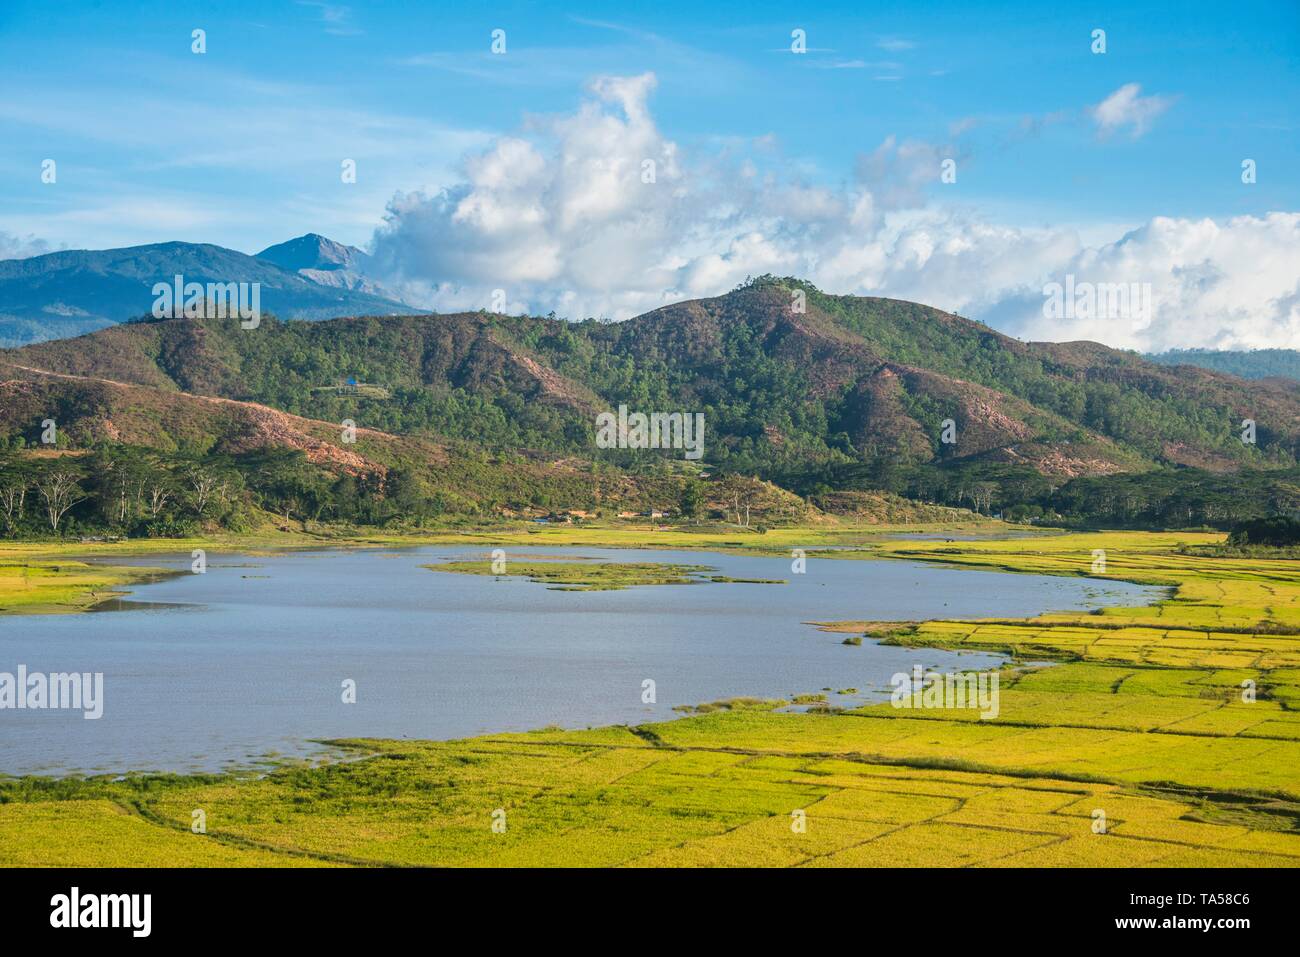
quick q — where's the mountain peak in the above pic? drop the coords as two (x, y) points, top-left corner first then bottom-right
(256, 234), (369, 272)
(0, 239), (416, 345)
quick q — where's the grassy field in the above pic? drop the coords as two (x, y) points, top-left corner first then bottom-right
(0, 535), (274, 613)
(0, 555), (172, 613)
(1, 527), (1298, 867)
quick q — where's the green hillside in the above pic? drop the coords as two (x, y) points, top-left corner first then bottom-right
(2, 276), (1297, 536)
(12, 277), (1297, 473)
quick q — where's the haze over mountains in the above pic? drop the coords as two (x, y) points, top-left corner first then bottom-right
(254, 233), (407, 303)
(1146, 348), (1300, 382)
(5, 234), (1298, 388)
(0, 235), (417, 347)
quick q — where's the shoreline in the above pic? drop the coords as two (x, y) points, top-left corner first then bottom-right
(2, 527), (1298, 866)
(0, 519), (1074, 617)
(0, 529), (1156, 780)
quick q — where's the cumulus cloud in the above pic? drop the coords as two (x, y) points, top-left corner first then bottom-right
(371, 72), (696, 318)
(1088, 83), (1174, 138)
(368, 73), (1299, 351)
(856, 136), (963, 211)
(1000, 213), (1300, 351)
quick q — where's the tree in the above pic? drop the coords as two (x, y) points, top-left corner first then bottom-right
(731, 489), (752, 527)
(34, 464), (86, 533)
(384, 468), (430, 526)
(90, 448), (150, 527)
(248, 449), (325, 523)
(135, 457), (179, 520)
(186, 464), (227, 518)
(0, 459), (31, 534)
(679, 481), (704, 519)
(969, 481), (999, 514)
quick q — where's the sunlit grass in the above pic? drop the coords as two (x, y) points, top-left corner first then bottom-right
(1, 527), (1298, 866)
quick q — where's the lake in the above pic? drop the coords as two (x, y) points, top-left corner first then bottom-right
(0, 545), (1163, 776)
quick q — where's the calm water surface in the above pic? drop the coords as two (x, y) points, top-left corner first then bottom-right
(0, 545), (1163, 776)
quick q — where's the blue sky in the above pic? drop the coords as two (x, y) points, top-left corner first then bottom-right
(3, 0), (1295, 251)
(1, 0), (1297, 349)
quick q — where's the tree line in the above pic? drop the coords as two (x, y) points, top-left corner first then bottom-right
(0, 445), (450, 538)
(780, 458), (1300, 530)
(0, 447), (247, 538)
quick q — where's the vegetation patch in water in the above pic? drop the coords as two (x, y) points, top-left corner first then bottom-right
(424, 559), (785, 591)
(672, 696), (789, 714)
(4, 529), (1299, 868)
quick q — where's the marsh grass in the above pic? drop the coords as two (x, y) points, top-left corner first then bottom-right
(424, 560), (714, 591)
(672, 697), (789, 714)
(3, 528), (1299, 867)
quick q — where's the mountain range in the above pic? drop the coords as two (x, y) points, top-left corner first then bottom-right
(2, 275), (1296, 488)
(1, 232), (1298, 526)
(4, 233), (1294, 382)
(0, 236), (417, 347)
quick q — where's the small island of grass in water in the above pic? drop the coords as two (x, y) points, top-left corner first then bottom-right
(424, 558), (786, 591)
(2, 530), (1298, 868)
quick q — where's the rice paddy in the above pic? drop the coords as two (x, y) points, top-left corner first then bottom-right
(1, 528), (1297, 867)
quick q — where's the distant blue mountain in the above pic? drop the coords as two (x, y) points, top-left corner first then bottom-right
(256, 232), (370, 272)
(255, 233), (405, 302)
(0, 237), (418, 346)
(1145, 348), (1300, 382)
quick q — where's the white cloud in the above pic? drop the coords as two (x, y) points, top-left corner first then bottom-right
(998, 213), (1300, 351)
(297, 2), (362, 37)
(0, 231), (53, 260)
(368, 73), (1300, 350)
(1088, 83), (1174, 138)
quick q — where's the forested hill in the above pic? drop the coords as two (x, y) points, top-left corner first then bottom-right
(8, 276), (1296, 483)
